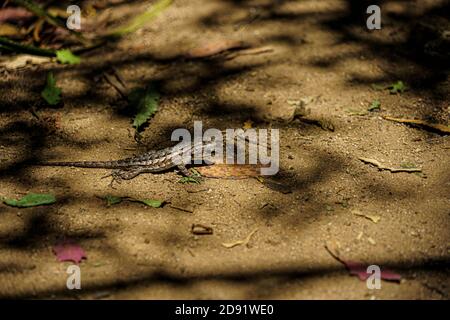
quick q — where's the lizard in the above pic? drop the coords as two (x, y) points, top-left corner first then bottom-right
(35, 130), (267, 186)
(35, 141), (212, 186)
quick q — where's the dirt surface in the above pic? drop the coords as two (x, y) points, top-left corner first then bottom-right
(0, 0), (449, 299)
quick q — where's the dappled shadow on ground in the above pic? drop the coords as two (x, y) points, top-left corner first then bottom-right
(0, 0), (449, 298)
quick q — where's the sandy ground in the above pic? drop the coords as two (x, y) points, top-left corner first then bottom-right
(0, 0), (449, 299)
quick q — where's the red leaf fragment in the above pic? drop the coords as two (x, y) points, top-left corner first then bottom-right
(53, 241), (87, 264)
(325, 243), (401, 282)
(344, 260), (401, 281)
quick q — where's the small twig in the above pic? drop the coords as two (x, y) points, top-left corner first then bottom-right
(383, 116), (450, 135)
(359, 157), (422, 173)
(0, 36), (55, 57)
(222, 228), (258, 248)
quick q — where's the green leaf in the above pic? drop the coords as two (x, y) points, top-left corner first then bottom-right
(104, 195), (123, 206)
(129, 85), (160, 130)
(56, 49), (81, 64)
(178, 176), (201, 184)
(3, 193), (56, 207)
(177, 169), (202, 184)
(136, 199), (164, 208)
(368, 100), (381, 111)
(389, 81), (407, 94)
(41, 72), (61, 105)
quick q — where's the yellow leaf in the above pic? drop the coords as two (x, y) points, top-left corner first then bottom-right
(243, 120), (253, 129)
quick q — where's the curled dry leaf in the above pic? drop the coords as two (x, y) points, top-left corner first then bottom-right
(191, 224), (213, 235)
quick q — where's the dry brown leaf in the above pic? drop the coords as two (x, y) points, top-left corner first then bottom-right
(0, 54), (53, 70)
(0, 23), (22, 37)
(222, 228), (258, 248)
(359, 157), (422, 173)
(191, 224), (213, 235)
(186, 40), (248, 58)
(383, 116), (450, 134)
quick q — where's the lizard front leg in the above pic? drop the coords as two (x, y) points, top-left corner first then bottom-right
(102, 166), (148, 187)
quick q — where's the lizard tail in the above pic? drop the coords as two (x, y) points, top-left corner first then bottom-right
(35, 161), (131, 168)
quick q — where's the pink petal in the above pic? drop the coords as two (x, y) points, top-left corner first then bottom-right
(53, 242), (87, 264)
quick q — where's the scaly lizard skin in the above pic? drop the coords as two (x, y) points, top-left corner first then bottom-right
(36, 140), (220, 185)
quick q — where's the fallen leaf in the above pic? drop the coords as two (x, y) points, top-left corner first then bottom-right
(325, 243), (401, 282)
(53, 241), (87, 264)
(368, 100), (381, 111)
(3, 193), (56, 208)
(186, 40), (247, 58)
(222, 228), (258, 248)
(103, 195), (164, 207)
(41, 72), (62, 105)
(382, 116), (450, 135)
(0, 23), (22, 37)
(243, 119), (253, 129)
(129, 85), (159, 131)
(178, 176), (201, 184)
(56, 49), (81, 64)
(136, 199), (164, 208)
(389, 81), (407, 94)
(0, 54), (52, 70)
(104, 195), (123, 206)
(352, 209), (381, 223)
